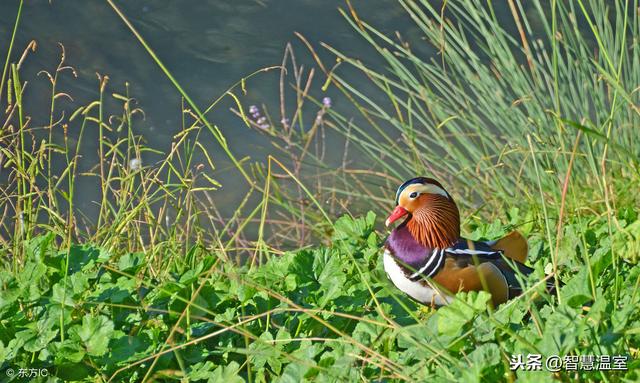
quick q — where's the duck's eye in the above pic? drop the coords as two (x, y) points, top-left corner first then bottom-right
(409, 192), (418, 199)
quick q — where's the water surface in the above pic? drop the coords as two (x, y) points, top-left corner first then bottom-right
(0, 1), (539, 224)
(1, 1), (421, 211)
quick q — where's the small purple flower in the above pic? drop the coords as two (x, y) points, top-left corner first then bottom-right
(257, 117), (267, 124)
(252, 112), (261, 119)
(322, 97), (332, 108)
(249, 105), (259, 115)
(258, 124), (270, 130)
(281, 118), (290, 127)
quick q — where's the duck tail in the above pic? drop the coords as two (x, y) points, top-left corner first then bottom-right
(490, 231), (528, 263)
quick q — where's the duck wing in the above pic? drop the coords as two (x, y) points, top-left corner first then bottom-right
(425, 238), (536, 304)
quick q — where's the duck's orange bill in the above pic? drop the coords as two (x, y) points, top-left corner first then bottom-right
(385, 206), (408, 227)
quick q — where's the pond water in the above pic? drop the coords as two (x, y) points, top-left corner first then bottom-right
(0, 1), (534, 227)
(0, 0), (416, 148)
(0, 1), (423, 212)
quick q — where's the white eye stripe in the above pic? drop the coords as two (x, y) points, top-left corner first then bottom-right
(415, 184), (449, 198)
(404, 184), (449, 199)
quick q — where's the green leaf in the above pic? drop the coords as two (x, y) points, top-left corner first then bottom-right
(16, 261), (48, 301)
(54, 362), (91, 380)
(249, 331), (279, 371)
(117, 252), (145, 273)
(468, 342), (500, 367)
(56, 340), (86, 363)
(24, 233), (56, 264)
(64, 244), (102, 274)
(0, 287), (21, 313)
(188, 360), (217, 381)
(331, 213), (375, 242)
(179, 260), (205, 285)
(22, 322), (58, 353)
(559, 269), (592, 307)
(275, 362), (308, 383)
(69, 272), (90, 295)
(207, 361), (245, 383)
(109, 333), (152, 365)
(538, 306), (582, 355)
(493, 303), (525, 325)
(0, 341), (6, 363)
(462, 342), (502, 382)
(68, 314), (114, 357)
(51, 282), (76, 307)
(316, 254), (347, 306)
(437, 291), (490, 336)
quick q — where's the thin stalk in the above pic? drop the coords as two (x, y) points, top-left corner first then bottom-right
(0, 0), (23, 105)
(528, 135), (561, 302)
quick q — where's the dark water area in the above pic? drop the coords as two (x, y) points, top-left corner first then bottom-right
(0, 0), (413, 148)
(0, 0), (423, 217)
(0, 0), (566, 231)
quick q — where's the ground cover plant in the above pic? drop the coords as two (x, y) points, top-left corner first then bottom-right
(1, 0), (639, 382)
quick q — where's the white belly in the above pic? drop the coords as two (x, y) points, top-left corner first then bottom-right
(383, 249), (453, 306)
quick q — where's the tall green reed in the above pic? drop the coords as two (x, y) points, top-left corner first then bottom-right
(309, 0), (638, 214)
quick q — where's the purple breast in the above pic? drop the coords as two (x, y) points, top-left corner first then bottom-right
(385, 224), (432, 269)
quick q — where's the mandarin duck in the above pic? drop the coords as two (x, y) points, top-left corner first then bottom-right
(383, 177), (553, 307)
